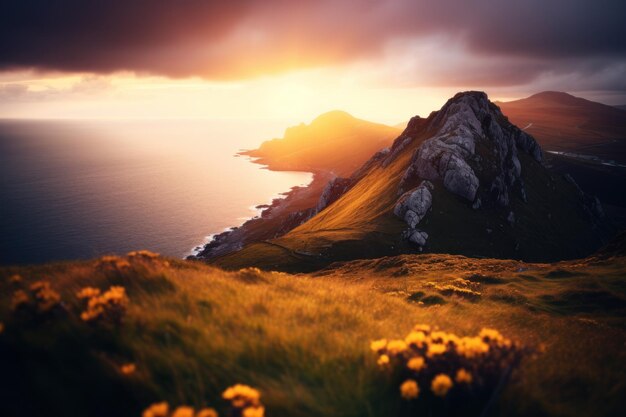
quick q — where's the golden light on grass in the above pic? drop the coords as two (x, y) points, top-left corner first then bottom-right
(1, 251), (623, 417)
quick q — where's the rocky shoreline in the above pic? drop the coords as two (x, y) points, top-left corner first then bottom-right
(188, 170), (335, 261)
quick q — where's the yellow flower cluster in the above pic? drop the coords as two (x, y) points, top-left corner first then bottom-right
(141, 383), (263, 417)
(222, 384), (264, 417)
(371, 323), (525, 407)
(11, 280), (62, 313)
(142, 402), (217, 417)
(128, 250), (160, 259)
(127, 250), (170, 268)
(77, 287), (101, 300)
(97, 255), (131, 272)
(78, 285), (129, 325)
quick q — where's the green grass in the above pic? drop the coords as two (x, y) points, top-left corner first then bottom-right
(1, 252), (625, 417)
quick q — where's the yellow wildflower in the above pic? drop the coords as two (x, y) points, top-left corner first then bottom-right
(405, 331), (427, 347)
(479, 328), (504, 342)
(195, 409), (219, 417)
(427, 343), (447, 357)
(171, 406), (195, 417)
(11, 289), (29, 311)
(430, 331), (448, 343)
(80, 285), (128, 324)
(407, 356), (425, 372)
(128, 250), (160, 259)
(9, 274), (22, 284)
(386, 339), (408, 355)
(455, 368), (473, 384)
(400, 379), (420, 399)
(120, 363), (136, 375)
(77, 287), (101, 300)
(370, 338), (387, 353)
(431, 374), (453, 397)
(115, 259), (131, 269)
(29, 281), (61, 312)
(242, 406), (265, 417)
(377, 354), (390, 366)
(142, 402), (169, 417)
(456, 336), (490, 358)
(222, 384), (261, 408)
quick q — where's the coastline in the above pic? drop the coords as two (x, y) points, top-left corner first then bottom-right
(188, 153), (333, 261)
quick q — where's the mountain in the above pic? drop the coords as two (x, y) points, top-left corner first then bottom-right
(616, 105), (626, 111)
(496, 91), (626, 150)
(191, 112), (399, 260)
(241, 110), (400, 177)
(212, 92), (612, 272)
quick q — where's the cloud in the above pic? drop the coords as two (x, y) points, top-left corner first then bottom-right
(0, 0), (625, 89)
(0, 75), (113, 102)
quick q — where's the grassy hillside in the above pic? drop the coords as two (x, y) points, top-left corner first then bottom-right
(241, 111), (400, 177)
(1, 250), (625, 417)
(497, 92), (626, 150)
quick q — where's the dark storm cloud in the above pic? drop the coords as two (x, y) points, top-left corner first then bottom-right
(0, 0), (625, 86)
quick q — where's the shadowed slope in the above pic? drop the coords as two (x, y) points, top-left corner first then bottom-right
(497, 92), (626, 150)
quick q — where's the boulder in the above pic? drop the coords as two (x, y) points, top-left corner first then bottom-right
(393, 181), (434, 227)
(408, 229), (429, 246)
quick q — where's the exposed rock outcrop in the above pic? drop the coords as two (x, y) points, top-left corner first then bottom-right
(393, 181), (434, 247)
(316, 177), (354, 213)
(399, 92), (542, 207)
(390, 91), (602, 249)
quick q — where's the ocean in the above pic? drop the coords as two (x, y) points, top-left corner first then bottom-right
(0, 119), (312, 265)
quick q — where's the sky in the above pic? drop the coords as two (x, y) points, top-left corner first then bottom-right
(0, 0), (625, 124)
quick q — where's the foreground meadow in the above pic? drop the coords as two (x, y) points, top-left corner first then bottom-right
(0, 249), (625, 417)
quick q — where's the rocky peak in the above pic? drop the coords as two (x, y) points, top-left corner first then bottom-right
(393, 91), (547, 247)
(400, 91), (542, 201)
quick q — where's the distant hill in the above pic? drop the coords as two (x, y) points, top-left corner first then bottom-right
(616, 104), (626, 111)
(213, 92), (611, 271)
(241, 110), (400, 177)
(496, 91), (626, 150)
